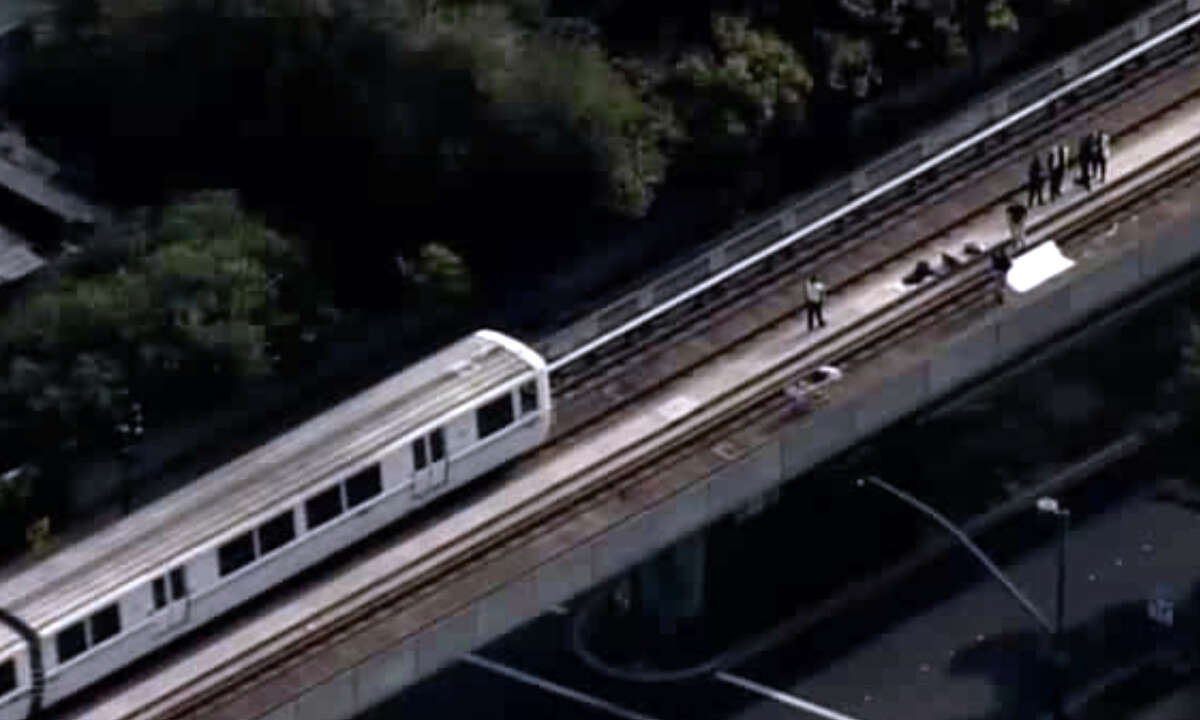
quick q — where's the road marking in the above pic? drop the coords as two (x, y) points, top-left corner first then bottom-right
(464, 653), (661, 720)
(716, 671), (868, 720)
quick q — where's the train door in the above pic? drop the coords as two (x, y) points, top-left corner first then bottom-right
(410, 428), (448, 498)
(154, 566), (191, 632)
(428, 428), (448, 491)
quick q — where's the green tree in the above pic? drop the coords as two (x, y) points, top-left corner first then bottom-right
(0, 190), (327, 460)
(824, 34), (883, 98)
(985, 0), (1019, 33)
(413, 2), (674, 217)
(666, 14), (812, 163)
(15, 0), (680, 299)
(411, 242), (472, 304)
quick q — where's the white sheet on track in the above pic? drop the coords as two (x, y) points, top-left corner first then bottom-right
(1006, 241), (1076, 293)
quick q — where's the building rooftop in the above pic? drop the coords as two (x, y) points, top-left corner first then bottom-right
(0, 223), (44, 284)
(0, 0), (49, 34)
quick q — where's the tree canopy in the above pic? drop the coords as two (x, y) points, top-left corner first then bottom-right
(0, 190), (327, 460)
(11, 0), (1077, 301)
(11, 0), (683, 300)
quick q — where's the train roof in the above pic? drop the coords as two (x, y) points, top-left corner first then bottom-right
(0, 330), (544, 634)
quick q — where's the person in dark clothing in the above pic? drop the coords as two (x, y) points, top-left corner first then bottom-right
(1027, 155), (1045, 207)
(1048, 148), (1064, 201)
(1086, 131), (1098, 180)
(1077, 133), (1093, 191)
(1096, 130), (1111, 183)
(990, 244), (1012, 304)
(1058, 143), (1070, 196)
(1006, 202), (1028, 251)
(803, 275), (827, 331)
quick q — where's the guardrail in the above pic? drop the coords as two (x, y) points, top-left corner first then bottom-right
(540, 0), (1200, 369)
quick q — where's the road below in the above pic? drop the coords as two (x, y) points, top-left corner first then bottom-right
(733, 486), (1200, 720)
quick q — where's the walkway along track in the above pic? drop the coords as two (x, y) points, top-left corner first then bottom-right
(544, 0), (1200, 376)
(108, 106), (1200, 720)
(546, 14), (1200, 442)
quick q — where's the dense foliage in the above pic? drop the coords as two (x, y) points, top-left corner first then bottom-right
(13, 0), (683, 303)
(11, 0), (1060, 303)
(0, 191), (329, 462)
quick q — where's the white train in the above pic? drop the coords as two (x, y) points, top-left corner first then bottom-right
(0, 330), (553, 719)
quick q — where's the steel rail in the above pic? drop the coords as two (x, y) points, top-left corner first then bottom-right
(547, 9), (1200, 374)
(188, 129), (1200, 710)
(122, 225), (1015, 720)
(81, 96), (1200, 720)
(96, 226), (994, 720)
(567, 133), (1200, 684)
(548, 65), (1200, 441)
(548, 35), (1200, 407)
(63, 33), (1200, 720)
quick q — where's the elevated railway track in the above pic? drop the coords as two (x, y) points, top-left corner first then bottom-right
(545, 10), (1200, 440)
(15, 2), (1200, 718)
(63, 63), (1200, 720)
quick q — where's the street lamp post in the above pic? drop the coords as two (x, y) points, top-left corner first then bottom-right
(858, 476), (1070, 719)
(1037, 496), (1071, 720)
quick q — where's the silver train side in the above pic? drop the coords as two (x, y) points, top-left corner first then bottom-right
(0, 329), (553, 719)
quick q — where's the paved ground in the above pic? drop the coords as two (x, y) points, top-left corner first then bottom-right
(731, 495), (1200, 720)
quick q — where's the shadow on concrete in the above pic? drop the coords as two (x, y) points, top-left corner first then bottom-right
(946, 585), (1200, 720)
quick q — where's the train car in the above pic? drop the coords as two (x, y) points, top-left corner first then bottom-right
(0, 625), (29, 720)
(0, 329), (551, 719)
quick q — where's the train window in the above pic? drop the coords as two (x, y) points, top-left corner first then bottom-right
(0, 659), (14, 698)
(169, 567), (189, 600)
(412, 439), (427, 471)
(430, 429), (445, 463)
(520, 381), (538, 415)
(305, 485), (344, 529)
(56, 622), (87, 664)
(152, 577), (167, 610)
(90, 604), (121, 646)
(345, 465), (382, 508)
(218, 532), (257, 577)
(476, 394), (514, 439)
(258, 510), (296, 555)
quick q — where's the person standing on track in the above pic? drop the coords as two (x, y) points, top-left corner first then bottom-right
(804, 275), (827, 331)
(990, 244), (1012, 304)
(1048, 147), (1064, 202)
(1057, 142), (1071, 197)
(1077, 132), (1093, 191)
(1006, 202), (1028, 252)
(1097, 129), (1111, 183)
(1028, 155), (1046, 207)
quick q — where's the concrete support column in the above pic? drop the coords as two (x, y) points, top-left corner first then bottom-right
(635, 533), (707, 635)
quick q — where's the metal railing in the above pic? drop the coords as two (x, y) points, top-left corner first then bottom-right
(542, 0), (1200, 370)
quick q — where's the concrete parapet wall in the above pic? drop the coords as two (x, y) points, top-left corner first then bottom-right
(254, 229), (1200, 720)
